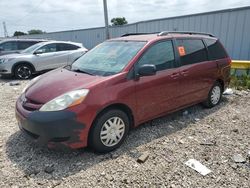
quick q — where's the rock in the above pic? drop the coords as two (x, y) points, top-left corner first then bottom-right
(9, 81), (20, 86)
(232, 154), (246, 163)
(194, 118), (200, 122)
(234, 90), (243, 96)
(230, 163), (238, 169)
(105, 174), (114, 181)
(137, 152), (149, 163)
(247, 151), (250, 162)
(26, 167), (40, 176)
(200, 139), (216, 146)
(183, 110), (189, 116)
(241, 90), (249, 95)
(44, 165), (55, 174)
(100, 171), (105, 176)
(111, 153), (119, 159)
(232, 129), (239, 133)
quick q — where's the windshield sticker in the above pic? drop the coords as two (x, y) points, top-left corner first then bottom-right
(178, 46), (186, 56)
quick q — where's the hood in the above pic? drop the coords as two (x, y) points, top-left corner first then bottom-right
(0, 53), (32, 59)
(25, 68), (108, 104)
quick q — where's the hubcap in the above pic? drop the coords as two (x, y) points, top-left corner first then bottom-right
(211, 86), (221, 105)
(17, 66), (31, 79)
(100, 117), (125, 147)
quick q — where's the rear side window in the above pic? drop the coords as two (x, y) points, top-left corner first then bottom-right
(204, 39), (228, 60)
(0, 41), (18, 51)
(137, 41), (175, 71)
(176, 39), (208, 65)
(57, 43), (80, 51)
(18, 41), (38, 50)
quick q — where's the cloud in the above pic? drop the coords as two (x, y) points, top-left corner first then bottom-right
(0, 0), (249, 37)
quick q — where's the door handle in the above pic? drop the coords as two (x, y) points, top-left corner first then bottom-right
(170, 72), (180, 79)
(180, 70), (189, 76)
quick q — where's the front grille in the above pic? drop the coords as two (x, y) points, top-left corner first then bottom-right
(22, 96), (43, 111)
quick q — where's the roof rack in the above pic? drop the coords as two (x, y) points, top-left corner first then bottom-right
(157, 31), (215, 37)
(121, 32), (158, 37)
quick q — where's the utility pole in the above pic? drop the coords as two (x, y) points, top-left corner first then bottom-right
(3, 22), (8, 38)
(103, 0), (110, 39)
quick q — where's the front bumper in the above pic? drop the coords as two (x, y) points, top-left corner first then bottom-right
(0, 64), (12, 74)
(16, 101), (86, 149)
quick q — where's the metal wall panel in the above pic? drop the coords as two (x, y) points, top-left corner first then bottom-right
(16, 6), (250, 60)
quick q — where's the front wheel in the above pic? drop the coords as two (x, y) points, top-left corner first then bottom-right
(89, 109), (130, 153)
(14, 64), (33, 79)
(203, 82), (222, 108)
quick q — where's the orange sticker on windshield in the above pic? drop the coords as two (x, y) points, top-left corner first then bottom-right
(178, 46), (186, 56)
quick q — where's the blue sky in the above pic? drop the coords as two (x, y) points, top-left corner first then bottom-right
(0, 0), (250, 37)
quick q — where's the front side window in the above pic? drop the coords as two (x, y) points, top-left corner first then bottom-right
(37, 43), (57, 53)
(72, 41), (146, 76)
(137, 41), (175, 71)
(176, 39), (208, 65)
(204, 39), (228, 60)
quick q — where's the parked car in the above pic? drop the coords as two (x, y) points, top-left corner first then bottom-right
(15, 32), (231, 152)
(0, 41), (87, 79)
(0, 39), (46, 56)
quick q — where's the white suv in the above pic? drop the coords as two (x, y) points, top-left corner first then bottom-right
(0, 41), (87, 79)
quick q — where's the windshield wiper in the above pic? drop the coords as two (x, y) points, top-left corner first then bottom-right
(72, 68), (94, 75)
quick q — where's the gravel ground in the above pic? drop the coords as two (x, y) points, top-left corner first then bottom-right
(0, 77), (249, 188)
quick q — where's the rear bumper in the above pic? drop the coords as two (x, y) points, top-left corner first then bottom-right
(16, 102), (87, 149)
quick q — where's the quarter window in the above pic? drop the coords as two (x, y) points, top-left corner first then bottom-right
(176, 39), (208, 65)
(137, 41), (175, 71)
(204, 39), (228, 60)
(57, 43), (80, 51)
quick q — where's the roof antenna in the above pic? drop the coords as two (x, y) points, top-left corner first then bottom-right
(3, 21), (8, 38)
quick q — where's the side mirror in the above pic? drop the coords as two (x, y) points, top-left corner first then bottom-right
(34, 49), (44, 55)
(138, 64), (157, 76)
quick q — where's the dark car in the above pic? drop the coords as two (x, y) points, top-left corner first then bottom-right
(0, 39), (47, 56)
(15, 31), (231, 152)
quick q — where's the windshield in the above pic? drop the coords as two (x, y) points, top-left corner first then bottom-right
(72, 41), (146, 76)
(22, 42), (45, 54)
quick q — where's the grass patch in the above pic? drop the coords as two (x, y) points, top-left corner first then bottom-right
(230, 74), (250, 90)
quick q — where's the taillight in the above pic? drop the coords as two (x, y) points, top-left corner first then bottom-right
(228, 58), (232, 65)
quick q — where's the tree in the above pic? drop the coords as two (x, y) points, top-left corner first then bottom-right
(13, 31), (27, 37)
(111, 17), (128, 26)
(28, 29), (46, 35)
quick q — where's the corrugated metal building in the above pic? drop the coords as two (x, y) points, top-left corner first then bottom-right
(18, 6), (250, 60)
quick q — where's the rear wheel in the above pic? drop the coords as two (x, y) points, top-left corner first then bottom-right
(14, 64), (33, 79)
(89, 109), (130, 153)
(203, 82), (222, 108)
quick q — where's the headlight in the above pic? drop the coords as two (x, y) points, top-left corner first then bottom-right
(22, 76), (41, 93)
(39, 89), (89, 112)
(0, 58), (15, 64)
(0, 59), (6, 64)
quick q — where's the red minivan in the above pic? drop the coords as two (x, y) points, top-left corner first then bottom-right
(15, 32), (231, 152)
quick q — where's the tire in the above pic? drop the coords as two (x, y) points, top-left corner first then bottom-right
(203, 82), (223, 108)
(14, 64), (33, 80)
(89, 109), (130, 153)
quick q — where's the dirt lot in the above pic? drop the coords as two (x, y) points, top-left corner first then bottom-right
(0, 77), (249, 188)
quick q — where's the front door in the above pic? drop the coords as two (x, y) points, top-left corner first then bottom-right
(134, 40), (181, 123)
(33, 43), (69, 71)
